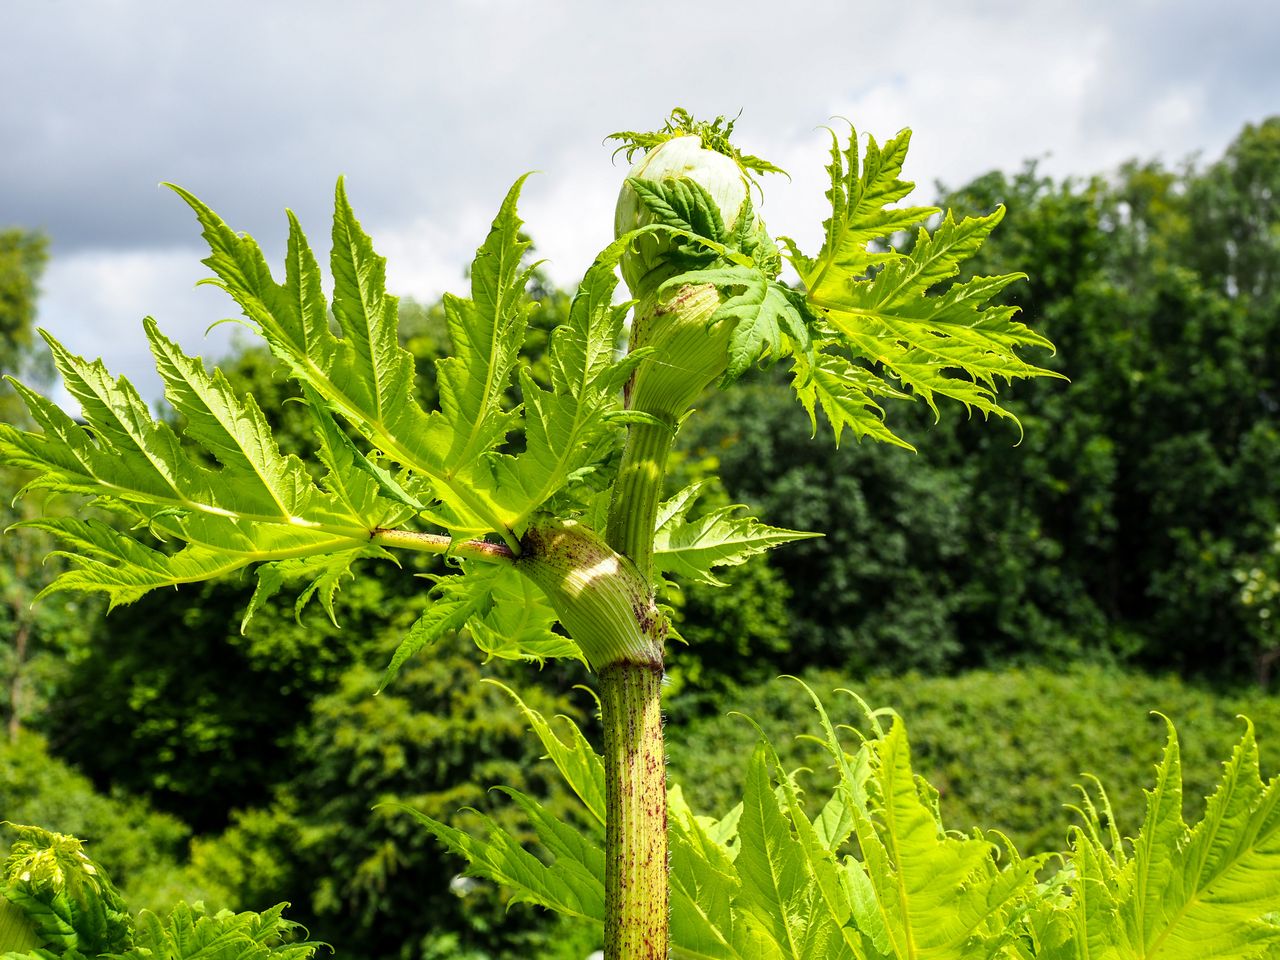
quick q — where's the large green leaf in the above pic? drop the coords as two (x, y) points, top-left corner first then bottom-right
(1076, 721), (1280, 959)
(492, 240), (640, 523)
(782, 125), (1059, 446)
(169, 179), (537, 540)
(653, 481), (819, 586)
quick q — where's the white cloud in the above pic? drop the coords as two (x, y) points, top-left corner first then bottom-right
(37, 247), (243, 410)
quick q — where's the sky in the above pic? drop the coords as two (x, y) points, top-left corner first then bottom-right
(3, 0), (1277, 406)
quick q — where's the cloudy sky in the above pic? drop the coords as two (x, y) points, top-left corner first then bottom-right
(3, 0), (1277, 405)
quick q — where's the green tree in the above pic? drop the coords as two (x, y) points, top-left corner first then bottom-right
(0, 228), (95, 742)
(0, 229), (47, 377)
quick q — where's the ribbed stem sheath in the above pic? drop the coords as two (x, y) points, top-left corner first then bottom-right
(0, 896), (41, 953)
(600, 662), (667, 960)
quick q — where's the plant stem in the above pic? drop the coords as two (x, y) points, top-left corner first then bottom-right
(599, 397), (677, 958)
(605, 419), (674, 583)
(600, 661), (667, 960)
(370, 527), (516, 562)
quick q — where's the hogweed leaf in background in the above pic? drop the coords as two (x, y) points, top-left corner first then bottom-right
(1051, 721), (1280, 959)
(653, 481), (820, 587)
(733, 743), (818, 957)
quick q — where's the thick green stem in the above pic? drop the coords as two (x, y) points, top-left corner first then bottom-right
(606, 420), (674, 582)
(590, 279), (726, 959)
(600, 662), (667, 960)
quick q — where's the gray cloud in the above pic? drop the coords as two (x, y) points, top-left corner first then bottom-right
(3, 0), (1276, 401)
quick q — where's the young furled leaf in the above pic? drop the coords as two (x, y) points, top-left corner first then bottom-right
(627, 177), (728, 251)
(118, 901), (321, 960)
(0, 825), (131, 957)
(653, 481), (820, 586)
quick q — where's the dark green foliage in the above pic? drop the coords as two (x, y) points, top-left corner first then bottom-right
(667, 665), (1280, 855)
(185, 638), (594, 960)
(47, 572), (418, 832)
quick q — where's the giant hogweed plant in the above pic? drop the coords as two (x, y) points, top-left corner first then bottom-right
(1, 109), (1276, 958)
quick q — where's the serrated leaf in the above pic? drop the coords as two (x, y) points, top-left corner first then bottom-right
(435, 176), (535, 478)
(663, 265), (810, 383)
(627, 177), (727, 248)
(787, 125), (1057, 441)
(653, 481), (820, 586)
(115, 900), (321, 960)
(669, 785), (741, 959)
(0, 327), (390, 615)
(487, 681), (607, 826)
(492, 240), (638, 523)
(303, 383), (424, 520)
(380, 567), (499, 690)
(468, 566), (586, 666)
(19, 518), (249, 610)
(794, 126), (938, 298)
(790, 349), (915, 451)
(168, 179), (532, 541)
(0, 825), (130, 956)
(1115, 720), (1280, 959)
(753, 736), (864, 959)
(856, 722), (1040, 959)
(733, 742), (813, 957)
(398, 805), (605, 925)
